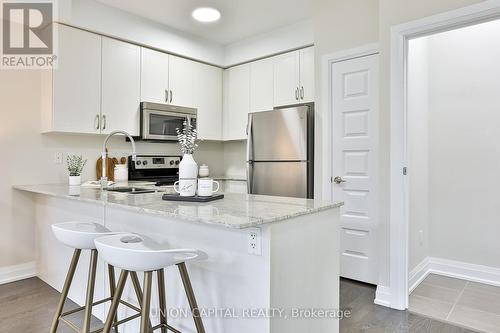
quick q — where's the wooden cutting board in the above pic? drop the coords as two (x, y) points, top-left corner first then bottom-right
(96, 157), (119, 181)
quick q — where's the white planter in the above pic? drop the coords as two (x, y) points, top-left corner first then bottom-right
(179, 154), (198, 180)
(69, 175), (81, 186)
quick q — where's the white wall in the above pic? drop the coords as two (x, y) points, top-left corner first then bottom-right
(222, 141), (248, 178)
(425, 19), (500, 269)
(59, 0), (225, 66)
(0, 69), (223, 268)
(407, 37), (430, 272)
(224, 20), (314, 67)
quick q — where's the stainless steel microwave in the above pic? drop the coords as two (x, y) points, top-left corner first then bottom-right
(140, 102), (197, 141)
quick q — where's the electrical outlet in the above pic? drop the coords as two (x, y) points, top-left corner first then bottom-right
(247, 228), (262, 255)
(54, 152), (63, 165)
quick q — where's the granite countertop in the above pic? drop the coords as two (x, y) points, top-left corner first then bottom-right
(13, 184), (343, 229)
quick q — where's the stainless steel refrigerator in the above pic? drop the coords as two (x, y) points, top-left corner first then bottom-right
(246, 104), (314, 199)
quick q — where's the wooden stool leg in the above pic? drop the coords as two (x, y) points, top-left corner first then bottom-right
(157, 269), (167, 333)
(140, 272), (153, 333)
(178, 263), (205, 333)
(50, 249), (81, 333)
(108, 265), (119, 333)
(103, 270), (129, 333)
(82, 250), (98, 333)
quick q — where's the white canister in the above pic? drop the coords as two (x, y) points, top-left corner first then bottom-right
(199, 164), (210, 178)
(114, 164), (128, 183)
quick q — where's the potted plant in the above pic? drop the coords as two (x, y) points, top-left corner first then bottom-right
(67, 154), (87, 186)
(176, 121), (200, 181)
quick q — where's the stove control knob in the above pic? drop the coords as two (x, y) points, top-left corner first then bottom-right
(170, 160), (175, 166)
(142, 161), (148, 166)
(136, 161), (141, 166)
(175, 160), (180, 165)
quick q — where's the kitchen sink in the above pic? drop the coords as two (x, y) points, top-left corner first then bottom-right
(107, 187), (157, 194)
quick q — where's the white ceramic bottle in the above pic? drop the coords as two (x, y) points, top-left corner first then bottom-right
(179, 154), (198, 179)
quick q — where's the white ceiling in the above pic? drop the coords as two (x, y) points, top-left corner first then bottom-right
(95, 0), (313, 45)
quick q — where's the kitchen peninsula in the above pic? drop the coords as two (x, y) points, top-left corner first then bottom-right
(14, 184), (342, 333)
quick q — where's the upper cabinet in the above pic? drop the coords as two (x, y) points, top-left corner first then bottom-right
(273, 46), (315, 107)
(193, 63), (223, 140)
(141, 48), (169, 104)
(168, 55), (194, 107)
(140, 50), (194, 107)
(223, 64), (250, 141)
(42, 24), (102, 134)
(250, 58), (274, 112)
(101, 37), (141, 135)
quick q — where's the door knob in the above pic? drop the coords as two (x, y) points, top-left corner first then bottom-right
(333, 176), (346, 184)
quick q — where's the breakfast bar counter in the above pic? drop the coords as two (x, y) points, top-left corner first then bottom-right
(15, 184), (342, 333)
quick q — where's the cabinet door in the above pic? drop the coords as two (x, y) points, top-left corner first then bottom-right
(168, 55), (194, 107)
(141, 48), (169, 104)
(53, 25), (101, 133)
(193, 63), (223, 140)
(101, 37), (141, 135)
(250, 58), (274, 112)
(273, 51), (300, 107)
(223, 64), (250, 141)
(299, 46), (315, 103)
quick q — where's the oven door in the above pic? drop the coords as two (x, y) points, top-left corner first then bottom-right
(142, 110), (189, 140)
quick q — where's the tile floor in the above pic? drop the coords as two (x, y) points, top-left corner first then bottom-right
(409, 274), (500, 333)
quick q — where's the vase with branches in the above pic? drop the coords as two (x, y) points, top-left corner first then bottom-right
(176, 121), (200, 189)
(67, 154), (87, 186)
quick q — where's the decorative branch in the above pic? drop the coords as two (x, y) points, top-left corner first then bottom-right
(176, 121), (200, 154)
(66, 154), (87, 176)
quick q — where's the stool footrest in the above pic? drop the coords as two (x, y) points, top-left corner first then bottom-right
(152, 323), (182, 333)
(58, 296), (142, 333)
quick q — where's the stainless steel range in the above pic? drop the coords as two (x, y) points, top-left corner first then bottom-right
(128, 155), (181, 186)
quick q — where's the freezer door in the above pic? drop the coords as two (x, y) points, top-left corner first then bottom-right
(249, 106), (308, 161)
(249, 161), (308, 198)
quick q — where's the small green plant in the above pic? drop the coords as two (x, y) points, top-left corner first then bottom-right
(176, 121), (199, 154)
(67, 154), (87, 176)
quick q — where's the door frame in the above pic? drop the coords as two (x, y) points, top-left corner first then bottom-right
(321, 43), (379, 202)
(390, 0), (500, 310)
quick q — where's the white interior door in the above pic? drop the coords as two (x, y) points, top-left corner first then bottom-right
(332, 54), (379, 285)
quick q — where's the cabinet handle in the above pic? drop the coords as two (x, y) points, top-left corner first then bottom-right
(165, 89), (169, 103)
(102, 115), (107, 130)
(300, 86), (304, 100)
(295, 87), (299, 100)
(94, 114), (100, 130)
(170, 90), (173, 103)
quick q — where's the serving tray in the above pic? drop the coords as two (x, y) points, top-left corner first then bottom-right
(162, 193), (225, 202)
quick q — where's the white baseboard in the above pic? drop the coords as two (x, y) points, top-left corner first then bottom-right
(409, 256), (500, 292)
(374, 285), (391, 307)
(0, 262), (37, 285)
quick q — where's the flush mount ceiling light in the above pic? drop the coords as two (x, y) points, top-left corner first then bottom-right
(192, 7), (221, 23)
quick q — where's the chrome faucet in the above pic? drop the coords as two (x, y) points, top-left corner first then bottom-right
(101, 130), (137, 190)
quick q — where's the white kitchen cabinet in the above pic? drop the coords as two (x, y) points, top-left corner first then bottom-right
(250, 58), (274, 112)
(42, 24), (102, 134)
(193, 63), (223, 140)
(141, 48), (169, 104)
(168, 55), (194, 107)
(101, 37), (141, 135)
(223, 64), (250, 141)
(273, 51), (300, 107)
(273, 47), (315, 107)
(299, 46), (315, 103)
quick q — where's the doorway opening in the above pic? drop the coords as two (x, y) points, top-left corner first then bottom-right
(406, 18), (500, 332)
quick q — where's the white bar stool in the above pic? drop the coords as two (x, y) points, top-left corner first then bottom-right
(94, 233), (207, 333)
(50, 222), (148, 333)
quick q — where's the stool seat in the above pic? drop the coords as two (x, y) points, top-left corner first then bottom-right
(95, 233), (207, 272)
(52, 222), (115, 250)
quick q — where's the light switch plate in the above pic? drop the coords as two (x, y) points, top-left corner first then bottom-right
(54, 152), (63, 164)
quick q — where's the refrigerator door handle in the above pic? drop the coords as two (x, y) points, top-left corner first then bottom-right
(247, 161), (254, 194)
(246, 114), (253, 161)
